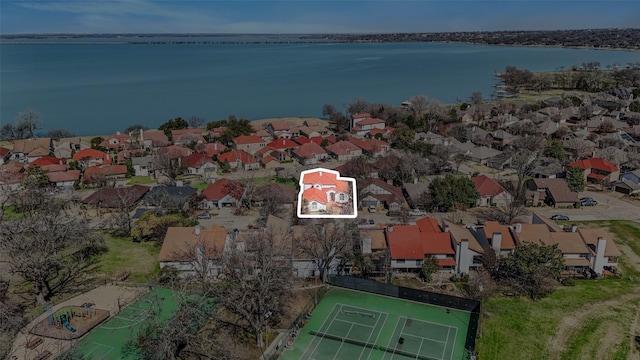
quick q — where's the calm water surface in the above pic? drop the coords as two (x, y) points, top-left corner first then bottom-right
(1, 37), (639, 135)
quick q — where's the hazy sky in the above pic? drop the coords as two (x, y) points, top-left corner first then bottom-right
(1, 0), (639, 34)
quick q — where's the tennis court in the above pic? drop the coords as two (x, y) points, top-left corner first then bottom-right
(280, 287), (470, 360)
(74, 288), (179, 360)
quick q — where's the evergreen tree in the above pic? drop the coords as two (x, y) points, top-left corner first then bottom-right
(566, 167), (585, 193)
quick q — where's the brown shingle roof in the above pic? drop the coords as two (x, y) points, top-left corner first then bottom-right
(159, 226), (228, 262)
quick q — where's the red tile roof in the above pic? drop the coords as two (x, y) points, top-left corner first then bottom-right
(29, 156), (64, 168)
(233, 135), (265, 145)
(293, 143), (326, 159)
(269, 121), (290, 131)
(266, 138), (299, 150)
(302, 187), (327, 204)
(202, 143), (227, 157)
(471, 175), (508, 197)
(416, 216), (442, 233)
(47, 170), (81, 183)
(386, 225), (454, 259)
(181, 153), (215, 169)
(0, 147), (9, 158)
(218, 149), (257, 165)
(437, 258), (457, 267)
(292, 137), (310, 145)
(202, 179), (245, 201)
(83, 165), (127, 183)
(351, 113), (371, 119)
(301, 169), (338, 185)
(40, 164), (67, 173)
(326, 141), (361, 156)
(72, 148), (111, 163)
(567, 157), (618, 172)
(346, 136), (388, 153)
(356, 117), (386, 125)
(261, 155), (279, 165)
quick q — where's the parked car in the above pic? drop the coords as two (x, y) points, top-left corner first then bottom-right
(409, 209), (427, 216)
(196, 212), (211, 219)
(550, 214), (570, 221)
(368, 219), (375, 225)
(368, 205), (377, 213)
(581, 199), (598, 206)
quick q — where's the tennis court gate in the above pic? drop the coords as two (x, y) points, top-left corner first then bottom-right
(328, 275), (480, 358)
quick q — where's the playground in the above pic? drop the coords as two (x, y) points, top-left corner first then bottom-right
(30, 305), (110, 340)
(279, 287), (471, 360)
(72, 287), (179, 359)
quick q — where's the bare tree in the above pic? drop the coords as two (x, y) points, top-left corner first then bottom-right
(212, 229), (293, 349)
(346, 97), (370, 115)
(46, 129), (75, 140)
(109, 187), (143, 236)
(429, 145), (453, 174)
(299, 220), (356, 283)
(153, 150), (184, 185)
(188, 115), (205, 129)
(409, 94), (429, 120)
(470, 92), (484, 105)
(477, 196), (530, 225)
(16, 109), (42, 138)
(0, 193), (105, 304)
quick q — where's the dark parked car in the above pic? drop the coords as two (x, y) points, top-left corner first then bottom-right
(550, 214), (570, 221)
(581, 197), (598, 206)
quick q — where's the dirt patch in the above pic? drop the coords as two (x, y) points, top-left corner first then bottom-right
(595, 321), (625, 360)
(630, 304), (640, 360)
(548, 289), (640, 360)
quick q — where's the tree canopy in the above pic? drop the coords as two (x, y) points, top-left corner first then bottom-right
(566, 166), (585, 194)
(428, 174), (479, 211)
(159, 117), (189, 139)
(494, 242), (565, 299)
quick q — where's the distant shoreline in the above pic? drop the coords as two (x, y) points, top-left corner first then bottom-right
(2, 28), (639, 51)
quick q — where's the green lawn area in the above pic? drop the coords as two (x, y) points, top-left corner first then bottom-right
(1, 205), (20, 221)
(476, 220), (640, 360)
(191, 182), (209, 190)
(97, 233), (160, 282)
(127, 176), (156, 185)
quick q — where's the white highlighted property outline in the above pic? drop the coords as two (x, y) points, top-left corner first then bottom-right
(297, 168), (358, 219)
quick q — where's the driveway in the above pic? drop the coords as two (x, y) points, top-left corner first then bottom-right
(526, 190), (640, 222)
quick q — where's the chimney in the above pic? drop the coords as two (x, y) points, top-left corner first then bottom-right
(491, 232), (502, 252)
(592, 237), (607, 276)
(515, 223), (522, 233)
(571, 224), (578, 233)
(195, 226), (201, 236)
(388, 226), (393, 233)
(443, 225), (450, 233)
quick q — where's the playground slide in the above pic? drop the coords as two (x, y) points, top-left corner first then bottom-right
(60, 314), (76, 333)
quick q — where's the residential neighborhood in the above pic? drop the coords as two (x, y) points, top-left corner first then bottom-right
(3, 87), (640, 360)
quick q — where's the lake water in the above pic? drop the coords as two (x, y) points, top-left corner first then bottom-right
(1, 37), (639, 135)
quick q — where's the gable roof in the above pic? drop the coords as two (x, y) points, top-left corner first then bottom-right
(386, 224), (454, 259)
(0, 147), (10, 158)
(293, 142), (327, 159)
(82, 184), (150, 208)
(233, 135), (265, 145)
(443, 220), (485, 254)
(142, 130), (170, 147)
(47, 170), (81, 183)
(567, 157), (618, 172)
(202, 143), (227, 157)
(159, 225), (228, 262)
(202, 179), (245, 201)
(268, 121), (290, 132)
(326, 141), (361, 156)
(532, 178), (579, 203)
(217, 149), (257, 165)
(12, 138), (51, 154)
(29, 156), (64, 168)
(83, 164), (127, 182)
(359, 178), (404, 205)
(72, 148), (110, 163)
(483, 221), (516, 250)
(471, 175), (508, 197)
(181, 153), (216, 169)
(266, 138), (299, 150)
(578, 227), (622, 257)
(301, 169), (338, 185)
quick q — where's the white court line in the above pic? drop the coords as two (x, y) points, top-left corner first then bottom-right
(332, 323), (354, 360)
(387, 316), (408, 360)
(417, 338), (425, 360)
(333, 317), (375, 329)
(85, 342), (114, 359)
(302, 303), (340, 359)
(447, 325), (458, 360)
(360, 310), (384, 360)
(339, 304), (383, 317)
(399, 332), (447, 345)
(438, 327), (451, 360)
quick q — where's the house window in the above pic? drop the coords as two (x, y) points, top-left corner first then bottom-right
(396, 259), (405, 264)
(415, 260), (421, 266)
(339, 193), (346, 201)
(311, 202), (317, 211)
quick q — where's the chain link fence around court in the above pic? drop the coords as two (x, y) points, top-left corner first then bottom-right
(328, 275), (481, 358)
(264, 285), (330, 360)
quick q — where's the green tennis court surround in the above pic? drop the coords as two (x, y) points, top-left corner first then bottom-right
(279, 284), (476, 360)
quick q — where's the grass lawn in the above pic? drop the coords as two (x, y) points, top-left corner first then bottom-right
(191, 182), (209, 190)
(97, 233), (160, 282)
(476, 220), (640, 360)
(1, 205), (20, 221)
(127, 176), (156, 185)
